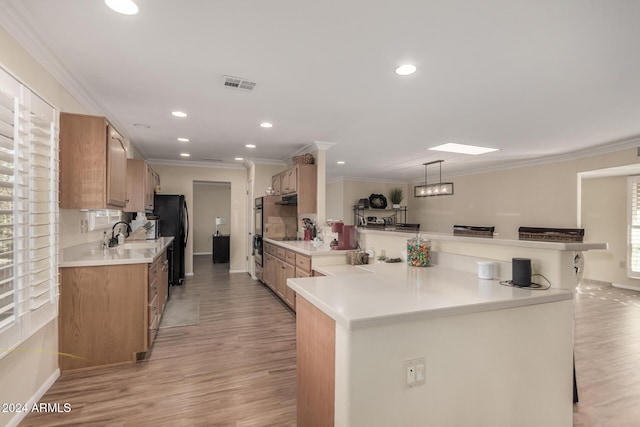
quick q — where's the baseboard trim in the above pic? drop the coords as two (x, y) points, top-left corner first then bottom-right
(612, 283), (640, 292)
(185, 272), (194, 277)
(7, 368), (60, 427)
(193, 252), (213, 255)
(229, 269), (248, 274)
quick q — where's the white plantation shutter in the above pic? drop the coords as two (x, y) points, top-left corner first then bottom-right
(0, 67), (59, 358)
(0, 77), (18, 341)
(630, 176), (640, 278)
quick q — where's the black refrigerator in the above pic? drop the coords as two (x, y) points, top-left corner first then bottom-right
(154, 194), (189, 285)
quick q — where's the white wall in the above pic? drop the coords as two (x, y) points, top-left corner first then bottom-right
(151, 164), (247, 273)
(406, 149), (639, 241)
(326, 180), (410, 225)
(193, 183), (231, 254)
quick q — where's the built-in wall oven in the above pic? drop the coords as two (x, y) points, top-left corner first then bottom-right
(254, 197), (264, 267)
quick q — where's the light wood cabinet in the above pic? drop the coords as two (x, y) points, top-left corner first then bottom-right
(124, 159), (160, 213)
(263, 244), (277, 293)
(271, 164), (317, 214)
(60, 112), (128, 209)
(59, 250), (170, 371)
(281, 168), (297, 195)
(271, 174), (282, 196)
(259, 242), (314, 312)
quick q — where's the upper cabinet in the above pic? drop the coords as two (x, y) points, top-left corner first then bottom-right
(124, 159), (160, 213)
(60, 113), (128, 209)
(272, 164), (317, 214)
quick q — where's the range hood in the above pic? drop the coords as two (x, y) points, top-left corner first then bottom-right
(275, 194), (298, 206)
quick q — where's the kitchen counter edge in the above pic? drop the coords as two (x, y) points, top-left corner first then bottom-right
(60, 237), (175, 268)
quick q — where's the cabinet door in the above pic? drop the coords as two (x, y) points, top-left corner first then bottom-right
(282, 261), (295, 308)
(158, 251), (169, 315)
(106, 125), (128, 207)
(286, 167), (297, 194)
(275, 259), (286, 298)
(272, 174), (281, 196)
(264, 253), (276, 291)
(145, 164), (154, 211)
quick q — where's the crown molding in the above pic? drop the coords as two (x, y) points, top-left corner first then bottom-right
(313, 140), (336, 151)
(327, 176), (410, 185)
(146, 158), (246, 170)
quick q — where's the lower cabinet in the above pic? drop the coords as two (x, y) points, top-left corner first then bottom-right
(59, 250), (169, 371)
(261, 242), (312, 312)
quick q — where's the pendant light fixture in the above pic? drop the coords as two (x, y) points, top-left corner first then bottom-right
(414, 160), (454, 197)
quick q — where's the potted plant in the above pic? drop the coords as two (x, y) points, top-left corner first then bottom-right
(389, 187), (403, 209)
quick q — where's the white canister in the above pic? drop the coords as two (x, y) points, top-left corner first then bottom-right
(477, 261), (495, 280)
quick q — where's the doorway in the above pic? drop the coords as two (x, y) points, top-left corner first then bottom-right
(193, 181), (231, 267)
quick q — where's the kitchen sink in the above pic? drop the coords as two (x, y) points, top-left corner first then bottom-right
(116, 242), (159, 250)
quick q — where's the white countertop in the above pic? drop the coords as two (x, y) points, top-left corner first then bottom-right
(288, 262), (573, 330)
(360, 229), (608, 251)
(61, 237), (175, 267)
(264, 237), (353, 256)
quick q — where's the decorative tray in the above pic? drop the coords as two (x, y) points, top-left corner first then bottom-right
(368, 194), (387, 209)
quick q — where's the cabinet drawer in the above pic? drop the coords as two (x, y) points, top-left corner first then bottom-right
(148, 261), (158, 287)
(148, 313), (159, 348)
(269, 243), (278, 256)
(285, 249), (296, 265)
(148, 293), (159, 324)
(295, 253), (312, 273)
(148, 278), (158, 303)
(276, 246), (286, 260)
(296, 268), (311, 278)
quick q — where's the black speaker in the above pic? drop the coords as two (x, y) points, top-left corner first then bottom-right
(512, 258), (532, 287)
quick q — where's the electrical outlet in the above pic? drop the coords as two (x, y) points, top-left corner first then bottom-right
(404, 357), (426, 388)
(619, 261), (626, 269)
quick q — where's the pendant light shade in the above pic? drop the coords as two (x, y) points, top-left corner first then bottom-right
(414, 160), (454, 197)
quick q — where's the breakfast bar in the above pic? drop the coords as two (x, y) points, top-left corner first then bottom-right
(288, 263), (575, 426)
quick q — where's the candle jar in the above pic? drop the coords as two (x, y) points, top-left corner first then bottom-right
(407, 234), (431, 267)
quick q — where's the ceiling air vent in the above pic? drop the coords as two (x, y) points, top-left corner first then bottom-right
(223, 75), (256, 91)
(202, 158), (223, 162)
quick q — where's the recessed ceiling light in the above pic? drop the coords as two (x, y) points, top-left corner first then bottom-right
(429, 143), (499, 155)
(245, 144), (256, 148)
(395, 64), (417, 76)
(172, 111), (188, 118)
(180, 153), (190, 157)
(235, 157), (244, 161)
(177, 137), (189, 142)
(133, 123), (150, 129)
(260, 122), (273, 128)
(337, 161), (346, 165)
(105, 0), (139, 15)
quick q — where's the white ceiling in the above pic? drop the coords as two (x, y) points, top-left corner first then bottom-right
(2, 0), (640, 182)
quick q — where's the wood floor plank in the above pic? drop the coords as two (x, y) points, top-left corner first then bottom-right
(19, 261), (640, 426)
(21, 256), (297, 427)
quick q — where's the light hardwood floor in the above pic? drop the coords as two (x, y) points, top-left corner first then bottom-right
(19, 259), (640, 426)
(573, 281), (640, 426)
(21, 256), (297, 426)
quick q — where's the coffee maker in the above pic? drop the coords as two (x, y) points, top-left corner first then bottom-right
(329, 221), (357, 250)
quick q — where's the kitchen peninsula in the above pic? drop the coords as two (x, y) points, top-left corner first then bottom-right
(289, 262), (575, 426)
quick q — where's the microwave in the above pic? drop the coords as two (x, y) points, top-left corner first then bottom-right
(131, 219), (160, 240)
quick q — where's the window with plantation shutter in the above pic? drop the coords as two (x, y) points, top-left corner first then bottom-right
(0, 67), (59, 358)
(629, 176), (640, 279)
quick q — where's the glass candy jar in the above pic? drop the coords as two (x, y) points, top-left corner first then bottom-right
(407, 234), (431, 267)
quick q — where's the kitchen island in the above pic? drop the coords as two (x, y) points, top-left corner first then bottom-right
(288, 263), (574, 426)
